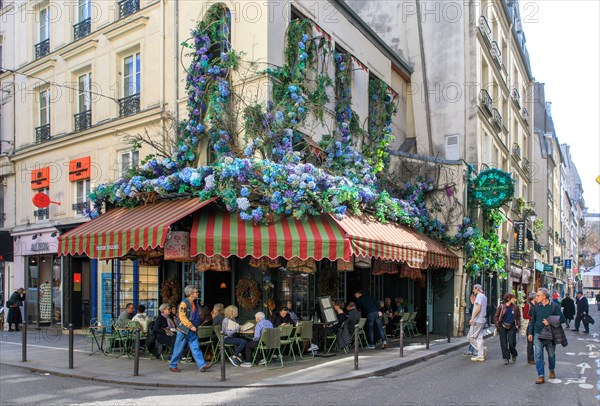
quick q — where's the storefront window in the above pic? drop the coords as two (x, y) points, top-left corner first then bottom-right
(26, 255), (57, 325)
(114, 260), (159, 318)
(277, 271), (313, 321)
(139, 263), (159, 317)
(182, 262), (204, 304)
(52, 257), (61, 323)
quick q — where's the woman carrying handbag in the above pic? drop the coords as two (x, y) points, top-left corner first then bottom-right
(494, 293), (521, 365)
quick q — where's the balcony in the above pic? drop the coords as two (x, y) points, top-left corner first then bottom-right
(511, 88), (521, 108)
(512, 143), (522, 161)
(491, 108), (502, 132)
(74, 110), (92, 133)
(34, 38), (50, 59)
(72, 201), (90, 215)
(521, 107), (529, 124)
(73, 18), (91, 41)
(490, 41), (502, 68)
(479, 89), (493, 115)
(118, 93), (140, 117)
(478, 16), (492, 46)
(118, 0), (140, 20)
(34, 208), (49, 219)
(35, 124), (51, 144)
(522, 157), (531, 178)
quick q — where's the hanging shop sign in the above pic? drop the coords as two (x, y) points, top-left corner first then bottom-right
(510, 252), (523, 261)
(163, 231), (192, 261)
(543, 264), (554, 272)
(32, 192), (61, 208)
(470, 168), (515, 210)
(553, 256), (561, 265)
(564, 259), (572, 269)
(514, 221), (525, 252)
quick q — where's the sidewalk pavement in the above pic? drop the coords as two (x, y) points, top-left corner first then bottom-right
(0, 330), (482, 388)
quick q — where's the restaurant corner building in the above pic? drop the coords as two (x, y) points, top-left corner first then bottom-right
(58, 196), (459, 335)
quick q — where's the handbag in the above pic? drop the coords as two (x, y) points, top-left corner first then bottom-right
(584, 314), (595, 325)
(502, 322), (512, 330)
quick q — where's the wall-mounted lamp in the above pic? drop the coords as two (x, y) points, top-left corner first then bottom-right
(32, 233), (38, 240)
(219, 282), (227, 289)
(50, 231), (58, 238)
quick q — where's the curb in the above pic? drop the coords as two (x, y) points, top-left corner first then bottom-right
(1, 338), (476, 388)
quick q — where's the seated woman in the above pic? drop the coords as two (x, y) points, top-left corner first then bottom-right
(271, 306), (297, 327)
(153, 304), (177, 355)
(132, 304), (150, 333)
(325, 300), (349, 335)
(199, 305), (213, 326)
(221, 305), (248, 367)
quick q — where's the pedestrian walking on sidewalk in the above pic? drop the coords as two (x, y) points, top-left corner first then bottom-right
(494, 293), (521, 365)
(572, 291), (590, 333)
(527, 288), (565, 384)
(169, 285), (211, 373)
(522, 292), (536, 364)
(560, 293), (575, 328)
(354, 290), (387, 349)
(6, 288), (25, 332)
(468, 284), (487, 362)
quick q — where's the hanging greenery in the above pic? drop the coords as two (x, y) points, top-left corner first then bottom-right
(364, 77), (398, 173)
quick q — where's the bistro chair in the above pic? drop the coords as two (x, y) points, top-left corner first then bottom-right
(278, 324), (296, 363)
(197, 326), (216, 365)
(406, 312), (418, 337)
(324, 326), (338, 354)
(252, 327), (283, 369)
(293, 320), (314, 359)
(356, 318), (368, 348)
(392, 312), (410, 338)
(211, 325), (236, 363)
(86, 318), (100, 353)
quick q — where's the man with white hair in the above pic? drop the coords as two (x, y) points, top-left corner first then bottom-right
(468, 284), (488, 362)
(241, 311), (273, 367)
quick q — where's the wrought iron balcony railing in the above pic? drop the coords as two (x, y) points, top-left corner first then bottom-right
(35, 124), (51, 144)
(34, 208), (49, 219)
(511, 88), (521, 108)
(72, 202), (90, 214)
(73, 18), (91, 41)
(118, 0), (140, 20)
(512, 143), (522, 160)
(119, 93), (140, 117)
(521, 107), (529, 124)
(478, 15), (492, 45)
(490, 41), (502, 68)
(74, 109), (92, 132)
(35, 38), (50, 59)
(479, 89), (493, 115)
(491, 108), (502, 132)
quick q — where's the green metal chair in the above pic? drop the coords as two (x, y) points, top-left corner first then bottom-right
(252, 327), (283, 369)
(356, 318), (368, 348)
(211, 325), (236, 363)
(392, 312), (410, 338)
(293, 320), (314, 359)
(406, 312), (418, 337)
(278, 324), (296, 363)
(197, 326), (215, 365)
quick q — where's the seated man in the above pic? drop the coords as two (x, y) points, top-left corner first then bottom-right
(117, 302), (135, 326)
(241, 312), (273, 367)
(132, 304), (149, 333)
(346, 302), (361, 333)
(271, 306), (297, 327)
(325, 300), (349, 335)
(153, 303), (177, 356)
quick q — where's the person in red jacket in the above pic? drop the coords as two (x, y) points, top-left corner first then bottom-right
(522, 292), (536, 365)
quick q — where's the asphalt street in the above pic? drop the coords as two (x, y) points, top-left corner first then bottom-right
(1, 318), (598, 406)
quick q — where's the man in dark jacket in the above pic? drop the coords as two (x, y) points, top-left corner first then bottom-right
(527, 288), (565, 384)
(7, 288), (25, 332)
(354, 290), (387, 349)
(560, 293), (575, 328)
(573, 291), (590, 333)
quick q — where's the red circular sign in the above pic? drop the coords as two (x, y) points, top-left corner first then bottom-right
(32, 192), (51, 208)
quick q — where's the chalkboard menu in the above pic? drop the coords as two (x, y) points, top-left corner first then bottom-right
(101, 273), (112, 324)
(317, 296), (337, 323)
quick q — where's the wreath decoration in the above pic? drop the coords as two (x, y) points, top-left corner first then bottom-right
(235, 277), (261, 310)
(161, 278), (182, 307)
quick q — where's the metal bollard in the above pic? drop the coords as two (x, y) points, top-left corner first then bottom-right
(354, 324), (359, 370)
(68, 323), (74, 369)
(399, 318), (404, 358)
(21, 323), (27, 362)
(447, 314), (452, 343)
(426, 315), (430, 350)
(133, 330), (140, 376)
(220, 332), (226, 382)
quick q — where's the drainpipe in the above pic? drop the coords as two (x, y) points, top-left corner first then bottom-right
(415, 0), (434, 156)
(174, 0), (179, 124)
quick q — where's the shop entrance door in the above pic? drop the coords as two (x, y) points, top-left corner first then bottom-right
(69, 258), (91, 328)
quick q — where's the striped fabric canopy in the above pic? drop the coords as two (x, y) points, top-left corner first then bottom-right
(190, 208), (350, 261)
(58, 198), (212, 260)
(334, 214), (458, 270)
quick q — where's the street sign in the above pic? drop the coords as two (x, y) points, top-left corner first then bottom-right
(510, 252), (523, 261)
(564, 259), (572, 269)
(470, 168), (515, 209)
(544, 264), (554, 272)
(514, 221), (525, 252)
(553, 256), (561, 265)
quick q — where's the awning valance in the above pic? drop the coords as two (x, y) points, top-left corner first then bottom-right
(58, 198), (213, 259)
(334, 214), (458, 270)
(190, 209), (350, 261)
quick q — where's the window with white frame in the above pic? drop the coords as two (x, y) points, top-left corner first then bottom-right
(78, 72), (92, 113)
(39, 7), (50, 42)
(78, 0), (91, 22)
(73, 179), (90, 215)
(123, 52), (140, 97)
(119, 150), (139, 177)
(39, 89), (50, 126)
(34, 187), (50, 221)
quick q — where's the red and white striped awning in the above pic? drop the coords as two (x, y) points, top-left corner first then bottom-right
(58, 198), (213, 259)
(334, 214), (458, 269)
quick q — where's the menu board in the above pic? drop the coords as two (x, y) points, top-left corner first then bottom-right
(317, 296), (337, 323)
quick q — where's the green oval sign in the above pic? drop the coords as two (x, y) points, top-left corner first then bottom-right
(471, 168), (514, 209)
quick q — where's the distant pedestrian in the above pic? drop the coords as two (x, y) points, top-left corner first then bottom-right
(560, 293), (575, 328)
(169, 285), (211, 373)
(595, 292), (600, 311)
(468, 284), (487, 362)
(572, 291), (590, 334)
(522, 292), (536, 365)
(354, 290), (387, 349)
(528, 288), (565, 384)
(6, 288), (25, 332)
(552, 291), (560, 304)
(494, 293), (521, 365)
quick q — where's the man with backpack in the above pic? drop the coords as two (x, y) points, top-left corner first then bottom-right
(527, 288), (565, 384)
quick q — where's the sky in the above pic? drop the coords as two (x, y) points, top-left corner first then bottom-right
(520, 0), (600, 213)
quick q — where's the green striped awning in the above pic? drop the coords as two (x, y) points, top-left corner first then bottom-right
(190, 208), (350, 261)
(58, 198), (213, 259)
